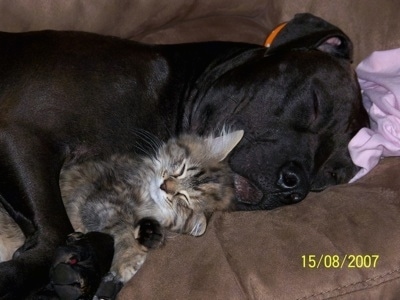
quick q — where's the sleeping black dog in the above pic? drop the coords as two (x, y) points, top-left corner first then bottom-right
(0, 13), (367, 299)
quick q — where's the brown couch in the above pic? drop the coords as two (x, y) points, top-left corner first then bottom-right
(1, 1), (400, 299)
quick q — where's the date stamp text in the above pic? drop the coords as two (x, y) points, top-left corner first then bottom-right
(302, 254), (379, 269)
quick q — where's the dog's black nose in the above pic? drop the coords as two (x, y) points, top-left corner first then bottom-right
(277, 162), (309, 204)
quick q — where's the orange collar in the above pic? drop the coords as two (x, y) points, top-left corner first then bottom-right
(264, 22), (287, 48)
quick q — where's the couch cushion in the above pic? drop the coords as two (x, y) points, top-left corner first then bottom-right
(1, 1), (400, 298)
(2, 0), (400, 64)
(119, 157), (400, 299)
(0, 0), (272, 45)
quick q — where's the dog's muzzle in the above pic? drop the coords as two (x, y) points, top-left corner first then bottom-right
(233, 161), (310, 210)
(276, 161), (310, 204)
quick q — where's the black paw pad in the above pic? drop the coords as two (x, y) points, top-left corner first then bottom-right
(136, 218), (164, 249)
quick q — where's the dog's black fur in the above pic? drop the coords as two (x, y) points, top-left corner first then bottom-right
(0, 13), (368, 299)
(45, 232), (114, 300)
(35, 219), (162, 300)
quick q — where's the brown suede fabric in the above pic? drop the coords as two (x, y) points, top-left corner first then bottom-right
(1, 0), (400, 63)
(1, 0), (400, 299)
(119, 158), (400, 299)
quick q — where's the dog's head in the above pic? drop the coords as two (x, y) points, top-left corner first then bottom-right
(185, 14), (368, 210)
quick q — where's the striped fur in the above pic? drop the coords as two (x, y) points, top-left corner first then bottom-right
(0, 130), (243, 283)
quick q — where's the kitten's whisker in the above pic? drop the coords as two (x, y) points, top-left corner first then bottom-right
(139, 129), (163, 147)
(166, 232), (180, 239)
(133, 129), (163, 156)
(135, 137), (158, 156)
(133, 142), (153, 157)
(190, 222), (202, 236)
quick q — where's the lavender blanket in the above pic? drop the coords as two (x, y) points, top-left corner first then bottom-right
(349, 48), (400, 182)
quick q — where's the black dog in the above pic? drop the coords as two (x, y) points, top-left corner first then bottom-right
(0, 13), (367, 299)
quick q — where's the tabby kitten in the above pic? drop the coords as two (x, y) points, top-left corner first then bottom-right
(0, 130), (243, 283)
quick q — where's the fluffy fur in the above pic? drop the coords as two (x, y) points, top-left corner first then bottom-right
(0, 130), (243, 283)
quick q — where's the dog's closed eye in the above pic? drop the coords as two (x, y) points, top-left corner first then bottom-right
(312, 90), (320, 123)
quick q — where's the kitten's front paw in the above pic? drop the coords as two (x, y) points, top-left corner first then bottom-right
(118, 257), (148, 283)
(49, 232), (114, 300)
(136, 218), (164, 249)
(94, 272), (123, 300)
(187, 213), (207, 236)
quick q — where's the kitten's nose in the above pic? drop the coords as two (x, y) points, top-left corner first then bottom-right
(160, 182), (166, 192)
(160, 178), (176, 194)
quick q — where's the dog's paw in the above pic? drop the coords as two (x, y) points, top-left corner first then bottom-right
(49, 231), (114, 300)
(136, 218), (164, 249)
(28, 283), (63, 300)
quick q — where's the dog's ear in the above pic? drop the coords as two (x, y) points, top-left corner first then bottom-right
(266, 13), (353, 61)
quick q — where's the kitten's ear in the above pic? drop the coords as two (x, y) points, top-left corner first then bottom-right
(208, 130), (244, 161)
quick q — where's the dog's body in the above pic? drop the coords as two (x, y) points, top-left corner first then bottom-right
(0, 14), (368, 298)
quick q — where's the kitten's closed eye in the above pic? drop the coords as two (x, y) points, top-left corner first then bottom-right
(175, 191), (190, 207)
(172, 162), (186, 178)
(161, 161), (186, 180)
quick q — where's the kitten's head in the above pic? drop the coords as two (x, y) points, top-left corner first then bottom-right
(148, 130), (243, 234)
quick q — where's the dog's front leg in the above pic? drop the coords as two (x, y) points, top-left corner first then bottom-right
(0, 127), (74, 299)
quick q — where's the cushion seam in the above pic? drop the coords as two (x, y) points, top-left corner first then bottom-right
(213, 215), (250, 300)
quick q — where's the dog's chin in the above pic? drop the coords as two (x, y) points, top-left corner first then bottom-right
(233, 174), (308, 210)
(234, 194), (286, 211)
(233, 174), (263, 208)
